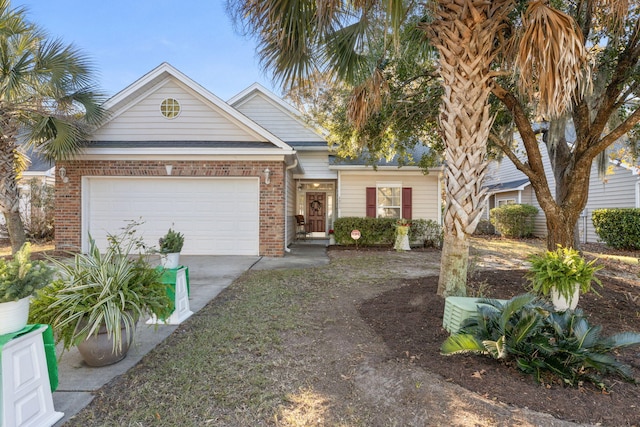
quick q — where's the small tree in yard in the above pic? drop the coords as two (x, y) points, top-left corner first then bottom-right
(22, 179), (55, 241)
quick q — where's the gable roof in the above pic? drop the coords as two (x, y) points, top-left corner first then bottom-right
(91, 63), (294, 153)
(228, 83), (299, 116)
(229, 82), (328, 147)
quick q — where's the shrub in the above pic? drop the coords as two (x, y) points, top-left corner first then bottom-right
(490, 204), (538, 238)
(332, 217), (442, 247)
(592, 208), (640, 250)
(441, 294), (640, 389)
(413, 219), (443, 248)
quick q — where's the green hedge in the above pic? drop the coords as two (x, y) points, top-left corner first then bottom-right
(333, 217), (442, 248)
(489, 204), (538, 238)
(592, 208), (640, 250)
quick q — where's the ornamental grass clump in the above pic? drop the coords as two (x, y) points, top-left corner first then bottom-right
(29, 222), (173, 355)
(441, 294), (640, 389)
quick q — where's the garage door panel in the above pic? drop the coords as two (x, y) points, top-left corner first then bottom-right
(84, 177), (259, 255)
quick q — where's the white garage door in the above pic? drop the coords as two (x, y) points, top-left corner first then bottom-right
(83, 177), (260, 255)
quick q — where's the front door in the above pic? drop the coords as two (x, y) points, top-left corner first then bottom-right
(306, 192), (326, 233)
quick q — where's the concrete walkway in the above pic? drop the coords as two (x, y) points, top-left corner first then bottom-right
(52, 241), (329, 426)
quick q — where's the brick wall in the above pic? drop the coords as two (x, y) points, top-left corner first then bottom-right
(55, 160), (286, 256)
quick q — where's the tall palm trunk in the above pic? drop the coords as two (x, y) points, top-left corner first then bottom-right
(0, 113), (27, 253)
(428, 0), (513, 297)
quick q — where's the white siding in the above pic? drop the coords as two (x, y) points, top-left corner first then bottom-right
(296, 152), (338, 180)
(234, 93), (324, 143)
(486, 142), (555, 237)
(337, 170), (440, 221)
(93, 80), (261, 142)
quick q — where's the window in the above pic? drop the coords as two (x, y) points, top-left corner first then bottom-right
(366, 186), (412, 219)
(377, 186), (401, 218)
(160, 98), (180, 119)
(497, 198), (516, 207)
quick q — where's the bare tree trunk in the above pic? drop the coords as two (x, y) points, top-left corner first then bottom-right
(428, 0), (512, 297)
(0, 114), (27, 253)
(544, 116), (589, 250)
(4, 209), (26, 253)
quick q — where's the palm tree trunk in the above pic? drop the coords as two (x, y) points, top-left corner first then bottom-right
(428, 0), (512, 297)
(0, 114), (27, 253)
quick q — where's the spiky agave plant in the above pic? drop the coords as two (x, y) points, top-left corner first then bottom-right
(441, 294), (640, 389)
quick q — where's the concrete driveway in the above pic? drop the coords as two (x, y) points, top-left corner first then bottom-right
(52, 242), (328, 425)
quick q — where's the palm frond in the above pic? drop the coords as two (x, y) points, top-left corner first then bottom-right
(516, 0), (590, 118)
(441, 333), (487, 355)
(347, 68), (388, 129)
(599, 331), (640, 350)
(596, 0), (630, 34)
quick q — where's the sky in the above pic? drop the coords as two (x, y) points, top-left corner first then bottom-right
(12, 1), (280, 101)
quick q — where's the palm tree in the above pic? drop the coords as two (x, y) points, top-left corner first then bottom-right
(0, 0), (105, 253)
(226, 0), (594, 297)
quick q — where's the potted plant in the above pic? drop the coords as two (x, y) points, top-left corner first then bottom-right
(526, 246), (602, 311)
(328, 228), (335, 245)
(0, 243), (53, 335)
(159, 227), (184, 269)
(29, 223), (173, 366)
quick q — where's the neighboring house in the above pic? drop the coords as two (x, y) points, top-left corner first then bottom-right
(54, 63), (442, 256)
(484, 140), (640, 243)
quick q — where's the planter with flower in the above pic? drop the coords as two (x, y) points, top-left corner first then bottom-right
(328, 229), (335, 245)
(159, 228), (185, 269)
(394, 219), (411, 251)
(0, 243), (53, 335)
(526, 246), (602, 311)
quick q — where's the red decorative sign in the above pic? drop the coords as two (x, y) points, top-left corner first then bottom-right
(351, 230), (361, 240)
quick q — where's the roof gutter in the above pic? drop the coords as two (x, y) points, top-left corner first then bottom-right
(284, 157), (299, 253)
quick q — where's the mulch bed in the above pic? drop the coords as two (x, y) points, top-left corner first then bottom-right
(359, 261), (640, 426)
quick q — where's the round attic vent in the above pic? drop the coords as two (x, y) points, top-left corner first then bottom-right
(160, 98), (180, 119)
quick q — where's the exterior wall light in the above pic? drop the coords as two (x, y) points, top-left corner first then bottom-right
(58, 167), (69, 183)
(264, 168), (271, 184)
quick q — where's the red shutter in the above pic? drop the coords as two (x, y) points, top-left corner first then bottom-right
(366, 187), (376, 217)
(402, 187), (412, 219)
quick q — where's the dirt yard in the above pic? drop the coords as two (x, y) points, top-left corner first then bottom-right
(360, 255), (640, 426)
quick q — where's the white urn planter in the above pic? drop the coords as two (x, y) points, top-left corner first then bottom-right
(551, 283), (580, 311)
(0, 297), (30, 335)
(162, 252), (181, 269)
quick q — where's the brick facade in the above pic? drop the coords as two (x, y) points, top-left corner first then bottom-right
(55, 159), (286, 257)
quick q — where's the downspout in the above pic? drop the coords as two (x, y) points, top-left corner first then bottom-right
(284, 158), (299, 253)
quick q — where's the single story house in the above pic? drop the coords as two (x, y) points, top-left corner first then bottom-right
(55, 63), (442, 256)
(484, 139), (639, 243)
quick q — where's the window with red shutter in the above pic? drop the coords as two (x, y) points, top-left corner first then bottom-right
(402, 187), (412, 219)
(366, 187), (376, 217)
